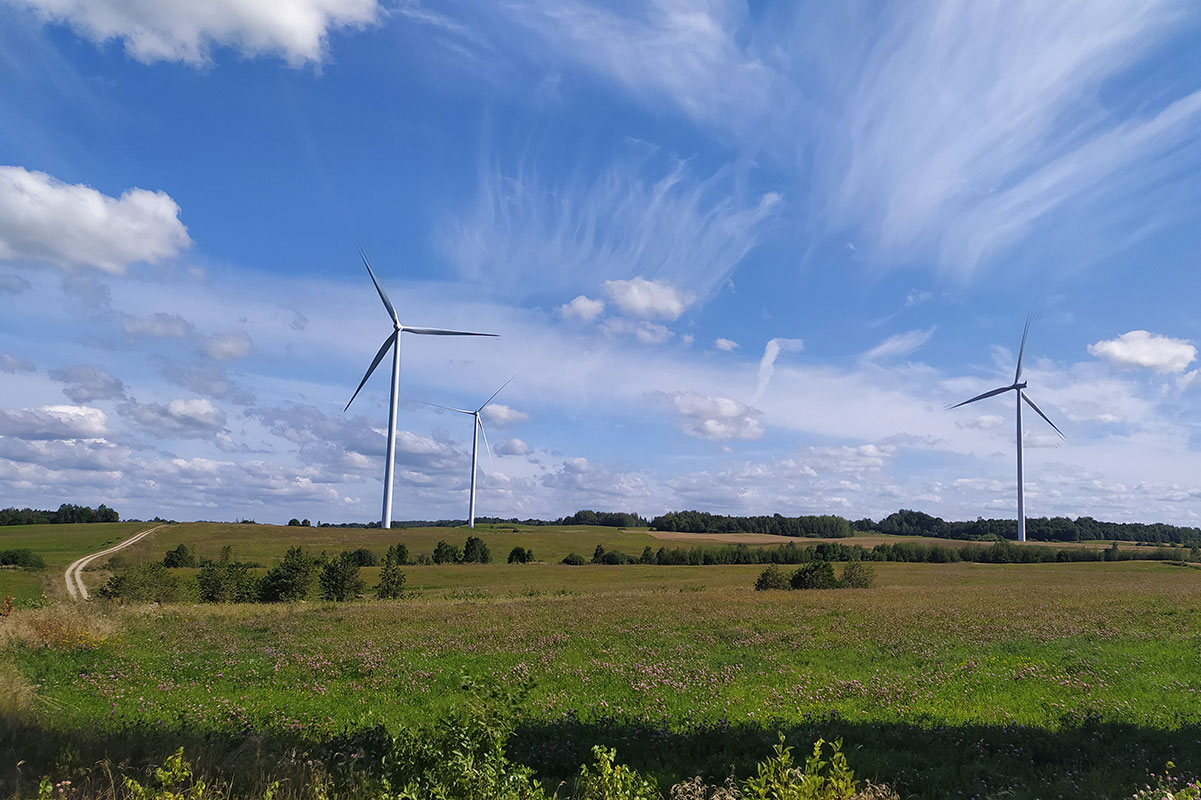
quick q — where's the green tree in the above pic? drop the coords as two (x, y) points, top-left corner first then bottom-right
(639, 546), (655, 564)
(162, 544), (197, 568)
(508, 546), (534, 564)
(375, 554), (406, 599)
(432, 540), (462, 564)
(754, 563), (790, 591)
(287, 518), (301, 526)
(791, 561), (838, 590)
(592, 544), (605, 563)
(839, 561), (875, 589)
(258, 547), (317, 601)
(463, 536), (492, 563)
(196, 562), (258, 603)
(320, 553), (364, 601)
(561, 552), (586, 565)
(386, 543), (410, 565)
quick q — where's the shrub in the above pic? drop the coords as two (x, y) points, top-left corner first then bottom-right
(346, 547), (377, 567)
(287, 518), (302, 526)
(562, 552), (587, 565)
(162, 544), (197, 568)
(755, 563), (790, 591)
(575, 746), (659, 800)
(196, 562), (258, 603)
(592, 544), (606, 563)
(0, 549), (45, 570)
(375, 555), (406, 599)
(463, 536), (492, 564)
(432, 540), (462, 564)
(320, 553), (365, 601)
(791, 561), (838, 590)
(839, 561), (875, 589)
(742, 735), (857, 800)
(386, 542), (410, 565)
(258, 547), (318, 602)
(600, 550), (633, 565)
(640, 546), (655, 564)
(508, 546), (534, 564)
(97, 563), (184, 603)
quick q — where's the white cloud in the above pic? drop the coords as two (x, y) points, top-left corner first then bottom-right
(604, 276), (693, 321)
(204, 331), (253, 360)
(0, 354), (35, 373)
(714, 337), (739, 351)
(861, 327), (936, 362)
(0, 274), (31, 294)
(665, 391), (764, 441)
(495, 437), (530, 456)
(905, 289), (932, 307)
(123, 312), (195, 339)
(558, 295), (605, 322)
(159, 360), (255, 405)
(1088, 330), (1196, 373)
(751, 337), (804, 403)
(956, 414), (1004, 431)
(601, 317), (674, 345)
(0, 166), (190, 273)
(0, 404), (108, 439)
(14, 0), (380, 66)
(481, 403), (529, 427)
(47, 364), (126, 403)
(125, 398), (227, 438)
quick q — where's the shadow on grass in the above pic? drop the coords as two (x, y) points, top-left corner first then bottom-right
(2, 713), (1198, 799)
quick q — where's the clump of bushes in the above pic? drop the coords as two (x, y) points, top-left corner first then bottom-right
(258, 547), (318, 602)
(754, 561), (875, 591)
(508, 546), (535, 564)
(0, 549), (45, 570)
(320, 552), (365, 601)
(162, 544), (197, 568)
(561, 552), (587, 565)
(196, 561), (258, 603)
(375, 554), (406, 599)
(97, 563), (185, 603)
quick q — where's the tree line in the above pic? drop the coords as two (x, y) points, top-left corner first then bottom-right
(649, 511), (853, 538)
(0, 503), (119, 526)
(862, 509), (1201, 545)
(313, 510), (649, 529)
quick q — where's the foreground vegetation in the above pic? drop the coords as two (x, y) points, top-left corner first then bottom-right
(3, 558), (1200, 798)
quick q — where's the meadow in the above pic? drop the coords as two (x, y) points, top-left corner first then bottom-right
(2, 523), (1199, 799)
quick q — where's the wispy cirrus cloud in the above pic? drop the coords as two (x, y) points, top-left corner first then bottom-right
(861, 327), (936, 363)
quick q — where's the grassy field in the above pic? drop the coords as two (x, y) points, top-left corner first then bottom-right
(3, 551), (1200, 799)
(0, 522), (148, 602)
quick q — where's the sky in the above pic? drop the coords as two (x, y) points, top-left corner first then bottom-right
(2, 1), (1201, 526)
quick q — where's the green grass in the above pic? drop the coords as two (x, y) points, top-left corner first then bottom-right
(0, 522), (148, 601)
(5, 559), (1200, 798)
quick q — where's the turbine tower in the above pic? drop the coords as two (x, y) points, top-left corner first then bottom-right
(425, 377), (515, 528)
(345, 252), (497, 529)
(948, 317), (1064, 542)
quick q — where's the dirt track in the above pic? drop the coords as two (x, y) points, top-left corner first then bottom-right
(64, 525), (163, 600)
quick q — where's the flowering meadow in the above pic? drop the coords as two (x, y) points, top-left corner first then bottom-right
(3, 557), (1200, 798)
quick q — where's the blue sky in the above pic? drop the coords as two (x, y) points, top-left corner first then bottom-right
(3, 1), (1201, 525)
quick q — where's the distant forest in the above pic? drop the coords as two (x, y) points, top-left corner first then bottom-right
(859, 509), (1201, 546)
(649, 511), (853, 538)
(0, 503), (120, 526)
(319, 509), (650, 530)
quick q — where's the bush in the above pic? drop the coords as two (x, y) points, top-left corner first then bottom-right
(562, 552), (587, 565)
(839, 561), (875, 589)
(508, 546), (534, 564)
(742, 735), (857, 800)
(375, 555), (406, 599)
(346, 547), (377, 567)
(432, 540), (462, 564)
(320, 553), (365, 601)
(574, 746), (658, 800)
(258, 547), (318, 602)
(196, 562), (258, 603)
(791, 561), (838, 590)
(162, 544), (197, 568)
(386, 543), (410, 565)
(97, 563), (184, 603)
(755, 563), (790, 591)
(0, 549), (45, 570)
(463, 536), (492, 564)
(639, 546), (655, 564)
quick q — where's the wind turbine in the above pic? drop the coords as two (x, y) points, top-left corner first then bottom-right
(948, 317), (1064, 542)
(425, 376), (515, 528)
(345, 252), (497, 529)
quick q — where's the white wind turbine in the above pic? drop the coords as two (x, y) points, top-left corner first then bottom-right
(345, 252), (497, 529)
(948, 317), (1064, 542)
(424, 376), (516, 528)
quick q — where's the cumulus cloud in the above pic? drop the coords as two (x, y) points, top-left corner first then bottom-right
(665, 391), (764, 440)
(159, 361), (255, 405)
(0, 404), (108, 439)
(861, 327), (936, 362)
(603, 276), (693, 321)
(204, 331), (253, 360)
(558, 295), (605, 322)
(0, 274), (31, 294)
(495, 437), (531, 456)
(751, 337), (804, 403)
(125, 398), (227, 438)
(14, 0), (381, 66)
(956, 414), (1005, 431)
(0, 354), (35, 373)
(123, 312), (195, 339)
(0, 166), (190, 273)
(540, 456), (650, 500)
(714, 337), (739, 351)
(481, 403), (529, 427)
(47, 364), (126, 403)
(1088, 330), (1196, 373)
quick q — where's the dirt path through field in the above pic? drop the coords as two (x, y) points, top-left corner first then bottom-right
(64, 525), (163, 600)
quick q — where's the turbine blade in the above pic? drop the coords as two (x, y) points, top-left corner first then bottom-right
(345, 331), (397, 412)
(421, 401), (473, 415)
(1014, 315), (1032, 383)
(946, 385), (1013, 410)
(404, 327), (498, 337)
(477, 416), (494, 470)
(360, 249), (399, 326)
(477, 375), (516, 412)
(1022, 393), (1065, 439)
